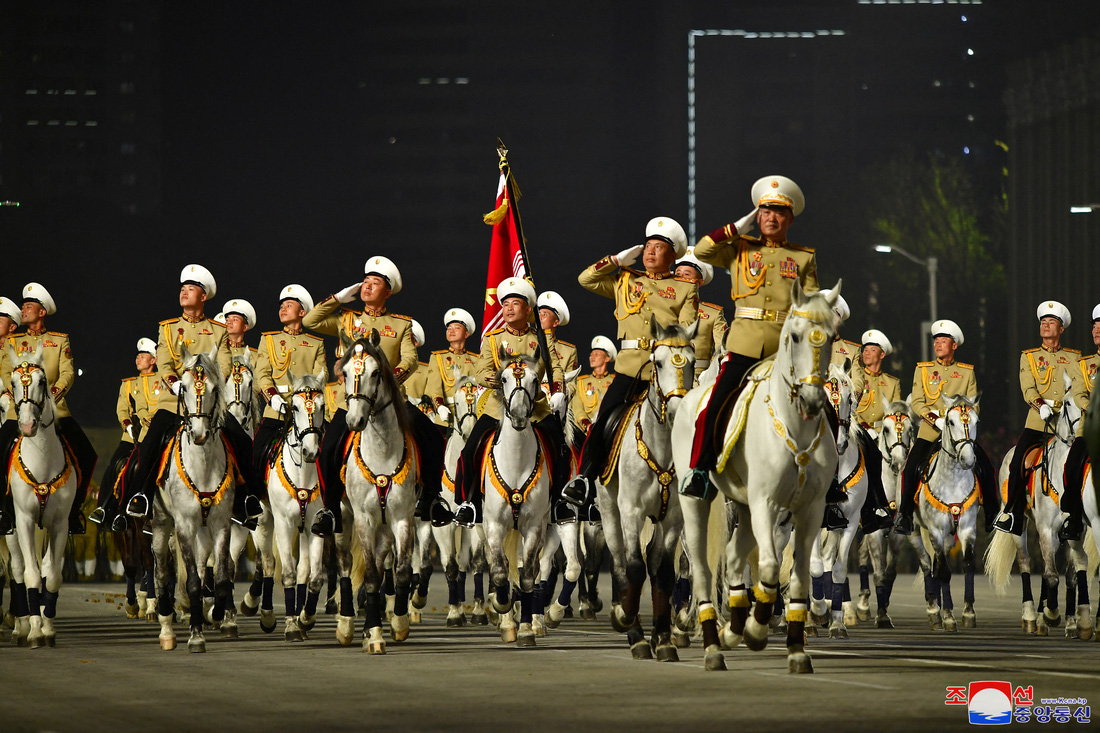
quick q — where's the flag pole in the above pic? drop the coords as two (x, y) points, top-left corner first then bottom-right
(495, 139), (557, 395)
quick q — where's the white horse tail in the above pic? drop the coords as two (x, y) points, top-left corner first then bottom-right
(779, 539), (794, 586)
(983, 529), (1018, 596)
(350, 530), (365, 594)
(174, 535), (188, 597)
(504, 529), (521, 586)
(918, 526), (934, 558)
(1086, 528), (1098, 576)
(271, 531), (284, 583)
(639, 519), (655, 564)
(704, 498), (732, 584)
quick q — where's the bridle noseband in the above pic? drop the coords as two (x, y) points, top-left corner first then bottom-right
(648, 339), (692, 425)
(500, 359), (536, 423)
(782, 307), (833, 404)
(178, 364), (221, 435)
(281, 386), (324, 466)
(344, 345), (392, 418)
(941, 403), (976, 461)
(12, 361), (52, 426)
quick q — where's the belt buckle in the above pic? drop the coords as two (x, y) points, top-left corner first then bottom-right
(764, 310), (779, 322)
(636, 337), (651, 350)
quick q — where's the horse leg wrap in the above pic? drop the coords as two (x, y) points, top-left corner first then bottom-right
(393, 586), (410, 617)
(964, 573), (975, 605)
(383, 568), (395, 596)
(472, 572), (484, 602)
(923, 571), (938, 602)
(651, 587), (672, 635)
(876, 585), (889, 611)
(699, 602), (720, 647)
(27, 587), (41, 617)
(753, 596), (774, 626)
(327, 567), (338, 598)
(157, 592), (174, 618)
(189, 590), (203, 632)
(545, 565), (560, 602)
(842, 579), (852, 603)
(1078, 570), (1090, 606)
(786, 618), (806, 650)
(143, 568), (155, 594)
(457, 571), (467, 603)
(822, 576), (833, 605)
(339, 577), (354, 617)
(519, 590), (534, 624)
(296, 583), (307, 615)
(533, 583), (546, 617)
(859, 565), (870, 592)
(248, 568), (264, 599)
(557, 578), (578, 607)
(417, 566), (433, 599)
(357, 584), (367, 611)
(262, 577), (275, 610)
(539, 579), (554, 608)
(811, 575), (824, 602)
(940, 582), (954, 611)
(773, 593), (785, 618)
(1046, 578), (1059, 612)
(577, 572), (589, 603)
(621, 581), (642, 620)
(1021, 572), (1033, 604)
(284, 588), (297, 617)
(448, 579), (460, 606)
(304, 590), (320, 617)
(363, 591), (382, 630)
(831, 582), (843, 613)
(211, 583), (228, 623)
(126, 576), (138, 605)
(495, 583), (510, 609)
(203, 566), (215, 598)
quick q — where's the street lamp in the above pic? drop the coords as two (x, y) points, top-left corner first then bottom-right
(1070, 204), (1099, 213)
(874, 243), (938, 361)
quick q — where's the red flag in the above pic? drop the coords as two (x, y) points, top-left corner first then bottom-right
(481, 169), (526, 339)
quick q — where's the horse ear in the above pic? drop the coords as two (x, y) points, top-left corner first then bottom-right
(205, 346), (218, 365)
(842, 357), (852, 374)
(972, 390), (982, 406)
(34, 341), (45, 364)
(685, 319), (700, 342)
(7, 342), (18, 368)
(791, 277), (806, 307)
(339, 330), (354, 356)
(497, 344), (509, 365)
(180, 344), (192, 365)
(651, 319), (663, 341)
(241, 348), (252, 367)
(1062, 370), (1074, 392)
(370, 328), (381, 347)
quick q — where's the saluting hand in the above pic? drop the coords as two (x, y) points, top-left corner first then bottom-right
(336, 283), (361, 304)
(733, 207), (759, 236)
(614, 245), (644, 268)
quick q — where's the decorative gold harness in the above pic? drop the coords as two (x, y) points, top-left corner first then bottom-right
(483, 431), (546, 528)
(342, 430), (414, 523)
(158, 430), (243, 525)
(12, 436), (78, 529)
(273, 449), (320, 532)
(634, 418), (673, 522)
(921, 464), (979, 533)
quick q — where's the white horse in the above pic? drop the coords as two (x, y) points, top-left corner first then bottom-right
(599, 321), (696, 661)
(809, 362), (868, 639)
(225, 350), (262, 433)
(1068, 462), (1098, 638)
(985, 373), (1089, 636)
(3, 343), (80, 648)
(674, 281), (842, 673)
(265, 372), (326, 642)
(912, 393), (982, 632)
(858, 398), (921, 628)
(340, 332), (419, 654)
(151, 347), (239, 652)
(482, 351), (550, 647)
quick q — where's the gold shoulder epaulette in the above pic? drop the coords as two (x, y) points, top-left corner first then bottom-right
(431, 348), (449, 355)
(786, 243), (815, 253)
(418, 360), (429, 367)
(121, 376), (136, 383)
(557, 339), (574, 348)
(209, 318), (225, 326)
(1080, 354), (1097, 363)
(159, 318), (179, 326)
(261, 330), (282, 336)
(957, 362), (974, 370)
(46, 331), (67, 338)
(249, 346), (258, 353)
(486, 327), (506, 337)
(1022, 347), (1039, 354)
(742, 234), (762, 244)
(700, 301), (723, 310)
(917, 361), (934, 367)
(389, 313), (412, 322)
(673, 276), (697, 285)
(1064, 347), (1081, 355)
(844, 339), (860, 349)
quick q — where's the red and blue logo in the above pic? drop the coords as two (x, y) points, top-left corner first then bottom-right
(967, 681), (1013, 725)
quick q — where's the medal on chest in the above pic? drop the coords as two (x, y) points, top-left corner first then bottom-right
(929, 370), (942, 386)
(749, 252), (763, 278)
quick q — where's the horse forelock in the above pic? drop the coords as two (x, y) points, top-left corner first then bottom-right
(292, 373), (325, 393)
(340, 336), (409, 434)
(791, 291), (838, 329)
(494, 353), (539, 392)
(184, 352), (226, 423)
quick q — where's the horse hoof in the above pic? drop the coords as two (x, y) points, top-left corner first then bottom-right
(1036, 622), (1049, 637)
(220, 624), (238, 639)
(961, 612), (977, 629)
(409, 608), (422, 624)
(546, 601), (566, 628)
(805, 624), (819, 637)
(943, 617), (958, 633)
(533, 617), (547, 638)
(259, 609), (276, 634)
(855, 595), (872, 622)
(159, 635), (177, 651)
(928, 613), (943, 630)
(364, 627), (386, 654)
(29, 635), (46, 649)
(517, 633), (536, 648)
(126, 603), (141, 619)
(609, 608), (632, 634)
(1077, 624), (1094, 641)
(719, 622), (742, 650)
(391, 615), (410, 642)
(285, 628), (304, 643)
(829, 625), (848, 639)
(335, 615), (354, 646)
(3, 611), (14, 629)
(325, 599), (338, 615)
(239, 594), (259, 616)
(1022, 618), (1038, 634)
(298, 613), (316, 633)
(743, 617), (769, 651)
(703, 644), (727, 671)
(788, 652), (814, 674)
(673, 630), (691, 648)
(500, 627), (517, 643)
(187, 636), (206, 653)
(45, 634), (57, 648)
(876, 613), (894, 629)
(471, 613), (489, 626)
(411, 592), (428, 610)
(579, 605), (596, 620)
(1045, 612), (1062, 628)
(655, 644), (679, 662)
(630, 640), (653, 660)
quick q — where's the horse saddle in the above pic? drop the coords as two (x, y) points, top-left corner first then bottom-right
(598, 398), (644, 486)
(715, 359), (774, 474)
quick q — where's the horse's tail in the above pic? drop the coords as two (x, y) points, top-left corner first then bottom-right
(174, 535), (188, 597)
(779, 537), (794, 586)
(504, 529), (520, 586)
(350, 531), (365, 594)
(1085, 528), (1099, 577)
(639, 519), (655, 563)
(918, 526), (934, 559)
(983, 529), (1018, 596)
(705, 498), (732, 588)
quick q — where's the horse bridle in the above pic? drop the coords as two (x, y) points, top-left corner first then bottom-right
(178, 364), (221, 435)
(940, 404), (976, 461)
(280, 386), (324, 467)
(647, 338), (692, 425)
(499, 359), (536, 423)
(881, 411), (913, 465)
(453, 382), (480, 439)
(344, 345), (392, 417)
(782, 308), (832, 404)
(824, 375), (852, 454)
(226, 360), (252, 415)
(12, 361), (53, 427)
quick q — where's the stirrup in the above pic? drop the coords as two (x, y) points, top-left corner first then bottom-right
(126, 494), (151, 519)
(679, 469), (713, 500)
(88, 507), (107, 525)
(310, 509), (336, 538)
(110, 514), (129, 533)
(454, 502), (477, 528)
(992, 512), (1023, 536)
(891, 514), (913, 536)
(1057, 515), (1084, 542)
(243, 494), (263, 518)
(429, 498), (454, 528)
(822, 504), (848, 531)
(562, 476), (590, 506)
(585, 503), (602, 523)
(551, 501), (578, 525)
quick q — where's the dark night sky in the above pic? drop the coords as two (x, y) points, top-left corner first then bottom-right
(6, 1), (1099, 432)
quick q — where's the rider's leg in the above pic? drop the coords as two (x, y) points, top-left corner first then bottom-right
(123, 409), (179, 518)
(892, 437), (936, 535)
(312, 409), (349, 536)
(856, 430), (893, 531)
(994, 427), (1046, 535)
(453, 414), (499, 526)
(1059, 436), (1089, 541)
(56, 416), (98, 534)
(534, 413), (573, 524)
(0, 418), (16, 535)
(406, 405), (452, 526)
(223, 414), (261, 521)
(683, 352), (759, 498)
(563, 373), (646, 504)
(974, 442), (998, 533)
(89, 439), (133, 526)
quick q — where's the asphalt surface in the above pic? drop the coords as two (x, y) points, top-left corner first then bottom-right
(1, 573), (1097, 732)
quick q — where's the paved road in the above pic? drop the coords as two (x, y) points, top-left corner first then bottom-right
(1, 574), (1097, 732)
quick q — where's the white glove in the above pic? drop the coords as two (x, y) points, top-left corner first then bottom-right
(614, 245), (644, 268)
(550, 392), (567, 419)
(270, 394), (287, 414)
(934, 416), (945, 432)
(866, 427), (879, 442)
(436, 405), (451, 423)
(1038, 404), (1053, 421)
(168, 379), (182, 396)
(733, 207), (758, 236)
(126, 423), (137, 440)
(335, 282), (361, 304)
(0, 393), (9, 415)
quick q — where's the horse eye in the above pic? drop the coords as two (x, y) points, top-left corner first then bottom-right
(791, 332), (801, 343)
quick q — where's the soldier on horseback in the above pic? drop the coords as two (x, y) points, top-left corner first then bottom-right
(0, 282), (98, 535)
(892, 319), (998, 536)
(680, 177), (816, 499)
(453, 276), (571, 526)
(306, 256), (453, 536)
(1059, 303), (1099, 541)
(120, 265), (264, 526)
(995, 301), (1080, 535)
(561, 217), (699, 508)
(673, 248), (728, 385)
(424, 307), (479, 429)
(0, 296), (23, 535)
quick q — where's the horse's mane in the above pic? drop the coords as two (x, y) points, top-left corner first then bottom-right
(185, 351), (227, 426)
(339, 337), (410, 436)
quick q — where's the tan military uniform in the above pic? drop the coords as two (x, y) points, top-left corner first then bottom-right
(2, 329), (75, 420)
(911, 359), (978, 442)
(694, 228), (818, 359)
(404, 361), (433, 416)
(303, 297), (417, 392)
(831, 338), (861, 370)
(425, 348), (478, 409)
(548, 334), (579, 375)
(1019, 345), (1080, 432)
(116, 373), (162, 443)
(155, 315), (231, 414)
(254, 328), (328, 420)
(577, 258), (699, 379)
(693, 301), (728, 379)
(476, 324), (563, 421)
(324, 380), (346, 421)
(855, 369), (902, 429)
(1071, 351), (1098, 437)
(570, 372), (614, 431)
(228, 343), (257, 362)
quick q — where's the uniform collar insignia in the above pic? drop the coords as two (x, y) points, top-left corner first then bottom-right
(644, 271), (673, 280)
(283, 325), (303, 336)
(362, 305), (387, 317)
(26, 327), (45, 336)
(448, 346), (465, 354)
(935, 358), (955, 367)
(1040, 344), (1060, 353)
(504, 325), (528, 337)
(181, 313), (204, 324)
(764, 239), (787, 248)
